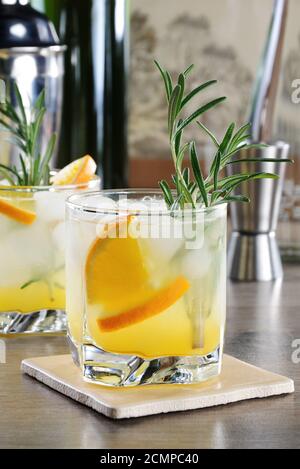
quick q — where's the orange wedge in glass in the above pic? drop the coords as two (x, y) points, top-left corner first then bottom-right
(97, 276), (190, 332)
(0, 198), (36, 225)
(85, 217), (152, 315)
(85, 217), (190, 332)
(52, 155), (97, 185)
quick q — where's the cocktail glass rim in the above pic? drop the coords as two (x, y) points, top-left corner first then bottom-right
(66, 189), (228, 216)
(0, 174), (101, 194)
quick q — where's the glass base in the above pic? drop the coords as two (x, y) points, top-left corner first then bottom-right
(82, 344), (221, 387)
(67, 334), (81, 367)
(0, 309), (67, 336)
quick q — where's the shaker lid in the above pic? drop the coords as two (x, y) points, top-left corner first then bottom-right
(0, 1), (59, 48)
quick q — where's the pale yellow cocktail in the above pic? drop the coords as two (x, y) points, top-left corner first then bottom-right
(66, 191), (227, 385)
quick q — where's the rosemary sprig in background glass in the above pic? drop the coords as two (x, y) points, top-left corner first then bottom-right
(155, 61), (291, 209)
(0, 84), (56, 186)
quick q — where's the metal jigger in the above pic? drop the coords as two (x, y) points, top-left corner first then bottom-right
(227, 142), (289, 281)
(227, 0), (290, 281)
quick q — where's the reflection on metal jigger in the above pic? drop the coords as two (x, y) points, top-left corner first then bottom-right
(228, 232), (283, 282)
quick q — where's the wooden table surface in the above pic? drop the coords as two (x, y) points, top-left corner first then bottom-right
(1, 265), (300, 449)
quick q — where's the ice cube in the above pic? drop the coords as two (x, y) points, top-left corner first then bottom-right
(181, 247), (212, 280)
(67, 217), (99, 259)
(117, 196), (168, 214)
(141, 237), (184, 264)
(34, 191), (66, 223)
(0, 214), (18, 240)
(70, 196), (117, 223)
(117, 198), (148, 214)
(87, 195), (117, 212)
(136, 213), (184, 263)
(52, 222), (66, 256)
(205, 216), (226, 249)
(0, 221), (54, 288)
(141, 196), (168, 212)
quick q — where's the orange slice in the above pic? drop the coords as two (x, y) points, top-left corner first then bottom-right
(85, 217), (153, 314)
(97, 276), (190, 332)
(52, 155), (97, 185)
(0, 198), (36, 225)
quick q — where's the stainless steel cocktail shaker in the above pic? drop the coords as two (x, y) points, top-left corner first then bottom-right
(0, 0), (65, 167)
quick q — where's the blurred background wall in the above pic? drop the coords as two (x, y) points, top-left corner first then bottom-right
(31, 0), (300, 210)
(128, 0), (300, 188)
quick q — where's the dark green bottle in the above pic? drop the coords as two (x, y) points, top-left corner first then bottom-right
(32, 0), (129, 188)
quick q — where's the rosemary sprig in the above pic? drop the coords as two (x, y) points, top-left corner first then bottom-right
(0, 83), (56, 186)
(155, 62), (291, 208)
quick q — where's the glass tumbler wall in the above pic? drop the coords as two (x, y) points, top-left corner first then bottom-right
(0, 177), (99, 336)
(66, 190), (227, 387)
